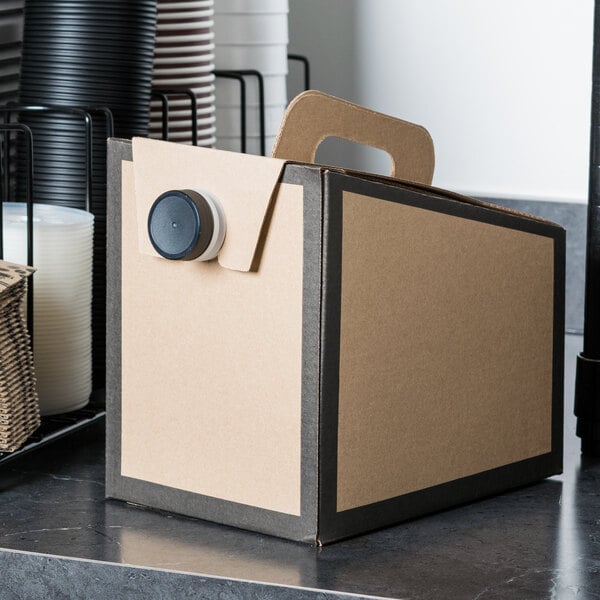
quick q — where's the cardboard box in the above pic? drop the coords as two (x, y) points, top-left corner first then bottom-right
(106, 92), (564, 544)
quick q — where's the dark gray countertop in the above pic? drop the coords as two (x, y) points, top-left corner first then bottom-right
(0, 334), (599, 599)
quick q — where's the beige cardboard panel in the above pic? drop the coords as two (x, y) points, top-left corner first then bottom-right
(120, 161), (304, 516)
(337, 192), (555, 512)
(273, 91), (435, 184)
(132, 137), (287, 272)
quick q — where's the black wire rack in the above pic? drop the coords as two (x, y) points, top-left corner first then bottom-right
(0, 104), (112, 467)
(151, 88), (199, 146)
(153, 54), (310, 157)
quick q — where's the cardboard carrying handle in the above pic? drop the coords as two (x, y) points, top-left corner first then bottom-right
(272, 91), (435, 185)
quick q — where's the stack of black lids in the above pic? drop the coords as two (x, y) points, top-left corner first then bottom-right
(0, 1), (24, 192)
(17, 0), (157, 390)
(0, 1), (23, 106)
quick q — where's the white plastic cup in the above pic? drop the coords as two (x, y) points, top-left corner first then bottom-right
(2, 203), (93, 416)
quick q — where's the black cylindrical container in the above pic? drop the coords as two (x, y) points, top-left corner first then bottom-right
(575, 0), (600, 456)
(17, 0), (158, 391)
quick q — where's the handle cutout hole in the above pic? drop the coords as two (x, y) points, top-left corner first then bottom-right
(315, 136), (393, 177)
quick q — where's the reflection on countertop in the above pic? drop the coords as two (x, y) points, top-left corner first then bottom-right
(0, 335), (599, 600)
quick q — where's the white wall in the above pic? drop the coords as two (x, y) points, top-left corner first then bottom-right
(289, 0), (594, 203)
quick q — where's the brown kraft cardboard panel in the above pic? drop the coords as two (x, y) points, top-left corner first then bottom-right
(272, 91), (435, 185)
(119, 154), (305, 515)
(336, 190), (555, 512)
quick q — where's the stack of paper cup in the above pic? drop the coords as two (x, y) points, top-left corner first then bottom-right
(214, 0), (288, 155)
(2, 203), (94, 416)
(150, 0), (216, 146)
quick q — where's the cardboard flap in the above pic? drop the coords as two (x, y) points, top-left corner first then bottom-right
(272, 90), (435, 185)
(132, 137), (287, 272)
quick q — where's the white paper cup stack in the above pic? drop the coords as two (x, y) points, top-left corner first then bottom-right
(2, 203), (94, 416)
(214, 0), (289, 155)
(150, 0), (216, 146)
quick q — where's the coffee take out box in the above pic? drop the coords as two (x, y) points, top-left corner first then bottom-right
(106, 91), (565, 544)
